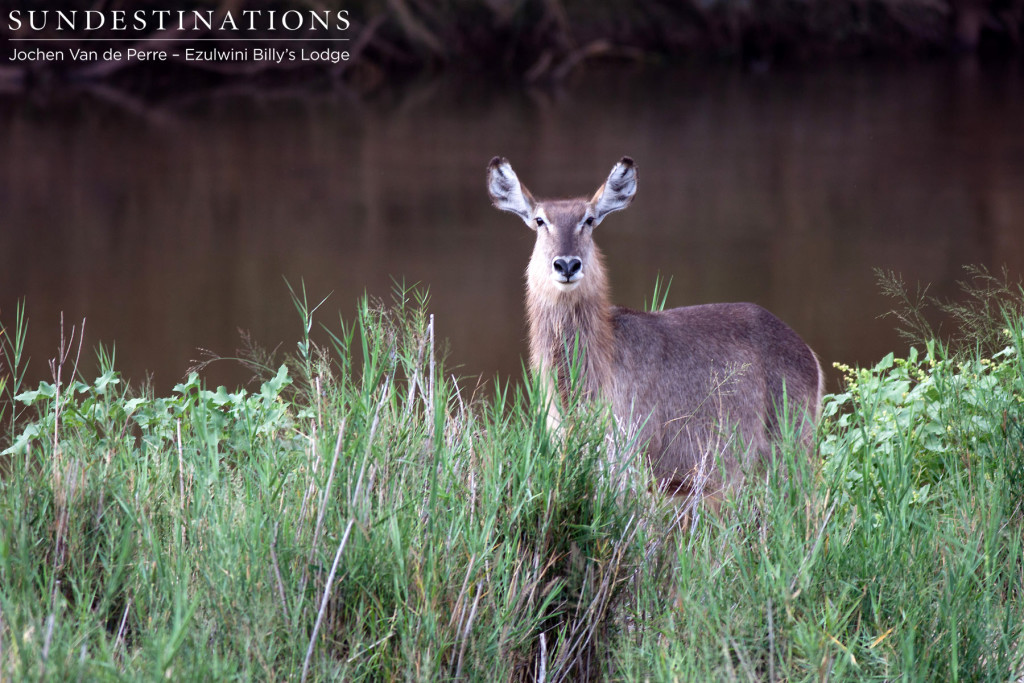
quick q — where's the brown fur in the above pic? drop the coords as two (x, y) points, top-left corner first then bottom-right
(488, 156), (823, 502)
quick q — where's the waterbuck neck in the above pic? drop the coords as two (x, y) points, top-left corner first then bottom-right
(526, 245), (614, 402)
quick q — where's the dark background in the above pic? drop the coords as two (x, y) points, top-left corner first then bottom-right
(1, 1), (1023, 396)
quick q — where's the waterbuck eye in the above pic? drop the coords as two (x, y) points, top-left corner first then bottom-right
(585, 216), (595, 226)
(535, 217), (545, 227)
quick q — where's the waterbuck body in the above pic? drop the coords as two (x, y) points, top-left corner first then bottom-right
(488, 156), (823, 500)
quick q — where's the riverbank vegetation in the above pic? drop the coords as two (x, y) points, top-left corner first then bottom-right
(1, 279), (1023, 680)
(3, 0), (1023, 96)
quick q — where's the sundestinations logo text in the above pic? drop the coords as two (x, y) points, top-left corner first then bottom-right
(7, 9), (351, 33)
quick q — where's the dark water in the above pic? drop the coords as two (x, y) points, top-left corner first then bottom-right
(2, 62), (1023, 396)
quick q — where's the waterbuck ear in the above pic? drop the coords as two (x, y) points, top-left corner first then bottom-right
(589, 156), (637, 224)
(487, 156), (536, 225)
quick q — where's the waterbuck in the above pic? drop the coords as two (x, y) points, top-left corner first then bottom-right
(487, 156), (824, 503)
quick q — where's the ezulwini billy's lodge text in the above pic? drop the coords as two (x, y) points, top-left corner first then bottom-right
(10, 47), (351, 64)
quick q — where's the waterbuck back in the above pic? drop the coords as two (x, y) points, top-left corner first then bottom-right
(487, 156), (824, 501)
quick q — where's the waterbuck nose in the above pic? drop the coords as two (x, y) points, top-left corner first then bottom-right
(553, 257), (582, 280)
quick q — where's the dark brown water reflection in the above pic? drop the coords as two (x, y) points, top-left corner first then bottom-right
(2, 62), (1023, 395)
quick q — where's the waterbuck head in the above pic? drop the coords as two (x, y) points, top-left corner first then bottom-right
(487, 156), (638, 298)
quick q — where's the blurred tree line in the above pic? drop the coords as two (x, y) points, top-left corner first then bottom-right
(1, 0), (1021, 94)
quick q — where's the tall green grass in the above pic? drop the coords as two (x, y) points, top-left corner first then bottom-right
(2, 284), (1023, 680)
(628, 325), (1024, 681)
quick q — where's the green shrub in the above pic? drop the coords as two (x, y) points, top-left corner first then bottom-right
(0, 288), (654, 681)
(2, 284), (1023, 680)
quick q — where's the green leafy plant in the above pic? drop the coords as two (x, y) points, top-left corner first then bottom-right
(2, 279), (1023, 681)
